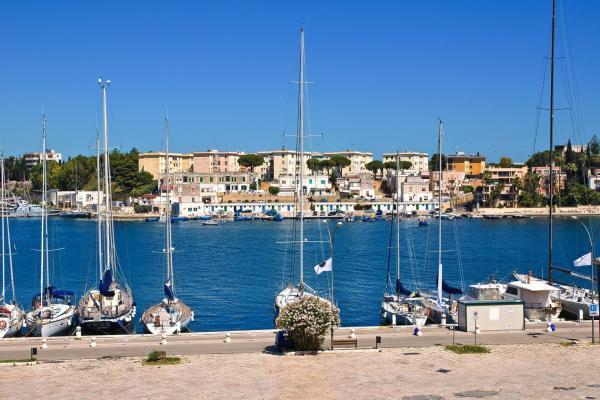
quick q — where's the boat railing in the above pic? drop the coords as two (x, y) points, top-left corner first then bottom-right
(79, 303), (131, 319)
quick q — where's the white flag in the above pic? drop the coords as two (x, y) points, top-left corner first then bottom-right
(573, 252), (592, 267)
(314, 257), (333, 275)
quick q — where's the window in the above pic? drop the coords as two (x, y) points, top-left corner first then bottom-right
(506, 286), (519, 296)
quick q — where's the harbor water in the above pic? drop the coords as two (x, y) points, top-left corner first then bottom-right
(7, 216), (598, 332)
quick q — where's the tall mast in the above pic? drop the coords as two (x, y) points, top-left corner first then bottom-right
(395, 152), (401, 296)
(548, 0), (556, 284)
(1, 154), (5, 303)
(297, 27), (306, 291)
(99, 79), (112, 275)
(40, 113), (47, 307)
(3, 158), (15, 303)
(436, 119), (444, 307)
(96, 129), (103, 280)
(164, 117), (174, 293)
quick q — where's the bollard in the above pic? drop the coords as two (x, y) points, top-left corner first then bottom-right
(160, 334), (167, 345)
(349, 328), (356, 339)
(41, 338), (48, 350)
(90, 336), (97, 348)
(578, 309), (584, 323)
(413, 326), (422, 336)
(75, 326), (82, 340)
(391, 314), (396, 327)
(225, 333), (231, 343)
(440, 313), (447, 327)
(546, 322), (552, 333)
(475, 324), (481, 335)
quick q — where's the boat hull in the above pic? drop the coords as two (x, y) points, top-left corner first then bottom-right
(380, 297), (427, 326)
(0, 304), (25, 338)
(24, 305), (76, 337)
(141, 300), (194, 335)
(78, 287), (136, 335)
(559, 296), (597, 319)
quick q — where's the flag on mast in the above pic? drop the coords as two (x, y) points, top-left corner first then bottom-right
(573, 252), (592, 267)
(314, 257), (332, 275)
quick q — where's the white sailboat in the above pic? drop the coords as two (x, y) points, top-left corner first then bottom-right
(380, 154), (427, 326)
(77, 79), (136, 334)
(275, 28), (333, 314)
(423, 119), (464, 324)
(24, 114), (76, 337)
(141, 118), (194, 334)
(0, 154), (24, 338)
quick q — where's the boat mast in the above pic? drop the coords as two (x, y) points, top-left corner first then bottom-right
(99, 79), (112, 276)
(548, 0), (556, 284)
(1, 154), (5, 304)
(40, 113), (48, 307)
(395, 152), (401, 297)
(3, 158), (15, 304)
(96, 130), (103, 281)
(164, 117), (174, 294)
(297, 27), (306, 292)
(436, 119), (444, 307)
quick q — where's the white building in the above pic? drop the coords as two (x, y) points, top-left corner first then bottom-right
(336, 173), (375, 198)
(383, 152), (429, 174)
(23, 150), (62, 168)
(387, 170), (432, 202)
(48, 190), (103, 210)
(271, 174), (331, 196)
(323, 150), (373, 176)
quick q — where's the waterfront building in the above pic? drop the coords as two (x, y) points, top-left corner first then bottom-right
(336, 173), (375, 199)
(257, 148), (318, 181)
(587, 168), (600, 190)
(323, 150), (373, 176)
(386, 170), (432, 202)
(383, 151), (429, 174)
(271, 174), (331, 196)
(477, 165), (528, 207)
(429, 170), (466, 198)
(192, 149), (246, 174)
(23, 149), (62, 168)
(447, 152), (486, 176)
(138, 151), (193, 179)
(48, 190), (103, 210)
(531, 166), (566, 196)
(161, 171), (255, 205)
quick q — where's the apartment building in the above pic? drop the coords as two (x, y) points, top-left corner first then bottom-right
(192, 150), (245, 174)
(429, 171), (466, 197)
(23, 150), (62, 168)
(447, 152), (486, 176)
(257, 148), (318, 181)
(336, 173), (375, 198)
(271, 174), (331, 196)
(323, 150), (373, 175)
(531, 166), (566, 196)
(383, 152), (429, 174)
(138, 152), (193, 179)
(386, 170), (432, 202)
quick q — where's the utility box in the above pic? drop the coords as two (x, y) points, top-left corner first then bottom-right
(457, 299), (524, 332)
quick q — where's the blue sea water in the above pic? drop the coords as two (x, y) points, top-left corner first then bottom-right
(4, 216), (597, 332)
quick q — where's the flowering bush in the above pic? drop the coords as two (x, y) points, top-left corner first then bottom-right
(276, 295), (340, 351)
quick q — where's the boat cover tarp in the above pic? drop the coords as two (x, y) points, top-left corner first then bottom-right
(164, 282), (175, 301)
(395, 279), (413, 296)
(441, 279), (463, 295)
(99, 269), (115, 296)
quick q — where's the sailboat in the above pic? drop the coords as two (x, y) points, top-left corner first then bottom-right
(275, 28), (333, 314)
(380, 154), (427, 326)
(503, 0), (563, 321)
(24, 114), (76, 337)
(141, 118), (194, 334)
(77, 79), (136, 334)
(423, 119), (464, 324)
(0, 154), (24, 338)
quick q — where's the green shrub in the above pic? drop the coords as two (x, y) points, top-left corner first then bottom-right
(276, 295), (340, 351)
(445, 345), (490, 354)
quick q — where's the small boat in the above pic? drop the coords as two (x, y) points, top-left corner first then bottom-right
(25, 114), (76, 336)
(145, 216), (160, 222)
(59, 210), (91, 218)
(418, 218), (429, 226)
(0, 155), (25, 338)
(192, 215), (211, 221)
(141, 118), (194, 335)
(202, 220), (218, 226)
(503, 273), (561, 321)
(171, 216), (189, 222)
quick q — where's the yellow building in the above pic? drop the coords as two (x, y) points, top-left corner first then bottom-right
(447, 152), (486, 176)
(138, 152), (193, 179)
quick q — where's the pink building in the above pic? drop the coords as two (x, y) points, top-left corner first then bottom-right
(192, 150), (245, 173)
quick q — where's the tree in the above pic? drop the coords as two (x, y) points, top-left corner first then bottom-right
(328, 155), (351, 176)
(29, 160), (61, 191)
(526, 150), (563, 168)
(268, 186), (280, 196)
(318, 159), (334, 175)
(4, 156), (28, 181)
(306, 158), (321, 174)
(237, 154), (265, 173)
(499, 157), (513, 168)
(365, 160), (384, 177)
(429, 153), (447, 171)
(488, 182), (505, 207)
(275, 296), (340, 351)
(482, 170), (493, 184)
(518, 172), (543, 207)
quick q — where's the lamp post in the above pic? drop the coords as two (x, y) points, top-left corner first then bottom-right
(324, 220), (343, 350)
(571, 216), (598, 344)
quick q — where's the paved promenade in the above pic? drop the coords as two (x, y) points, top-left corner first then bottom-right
(0, 321), (596, 361)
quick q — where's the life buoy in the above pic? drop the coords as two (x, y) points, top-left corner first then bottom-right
(0, 320), (7, 329)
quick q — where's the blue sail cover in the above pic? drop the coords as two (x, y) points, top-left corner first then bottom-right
(164, 282), (175, 301)
(395, 279), (413, 296)
(99, 269), (115, 296)
(441, 279), (463, 295)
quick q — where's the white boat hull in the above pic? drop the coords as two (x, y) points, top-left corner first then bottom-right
(25, 304), (76, 337)
(274, 285), (331, 317)
(141, 300), (194, 335)
(0, 304), (25, 338)
(380, 297), (427, 326)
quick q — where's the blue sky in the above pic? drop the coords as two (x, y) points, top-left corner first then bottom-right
(0, 1), (599, 163)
